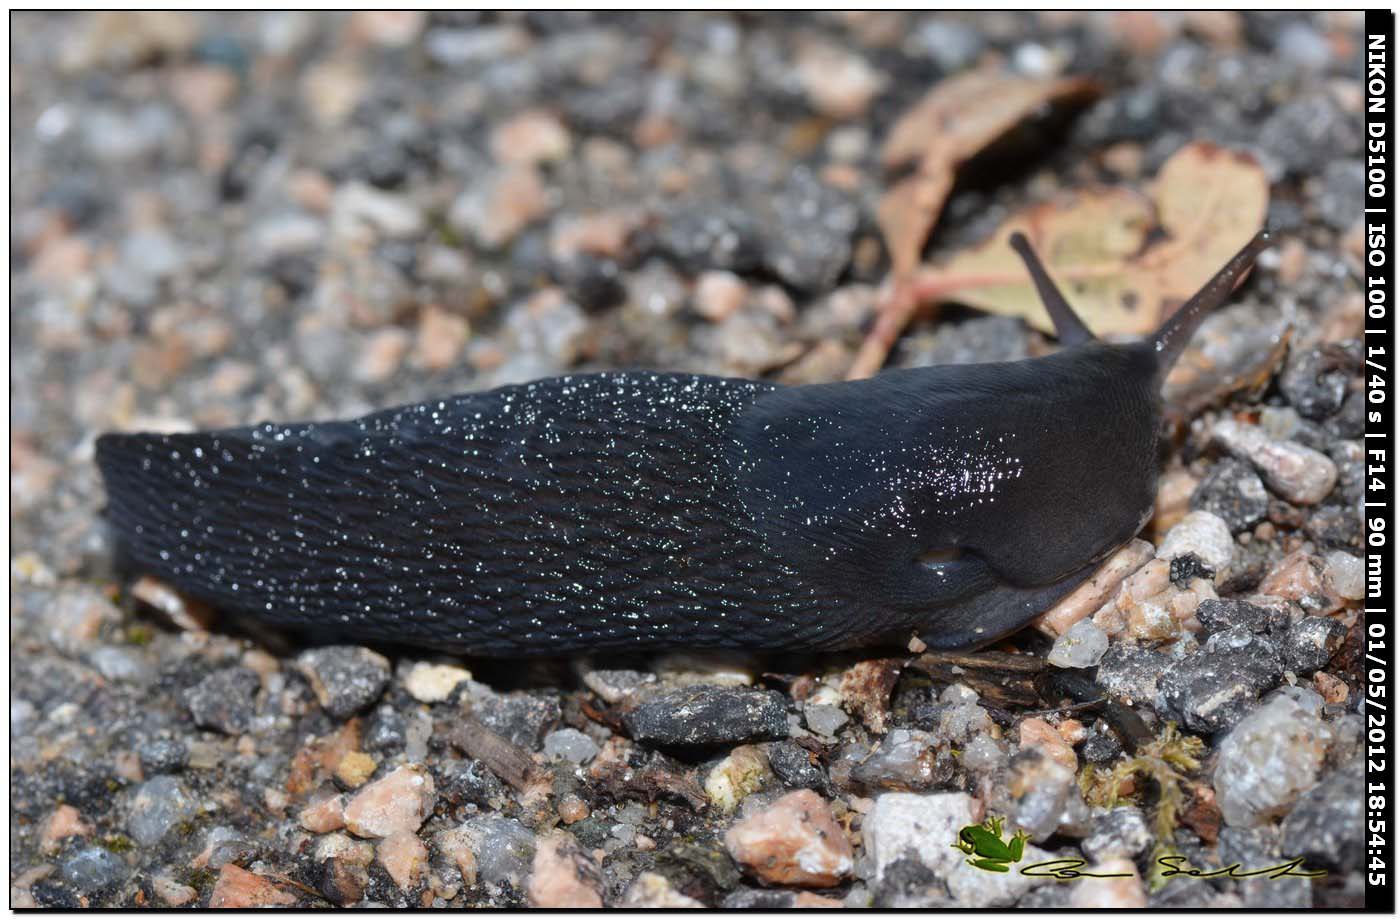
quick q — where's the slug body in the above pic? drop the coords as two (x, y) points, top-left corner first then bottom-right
(97, 233), (1270, 656)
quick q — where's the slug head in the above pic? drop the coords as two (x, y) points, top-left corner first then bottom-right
(929, 229), (1277, 588)
(735, 231), (1275, 650)
(909, 231), (1274, 645)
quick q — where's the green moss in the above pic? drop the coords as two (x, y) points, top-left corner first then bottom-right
(1079, 722), (1206, 892)
(125, 624), (153, 646)
(433, 214), (463, 248)
(184, 867), (218, 893)
(99, 834), (136, 853)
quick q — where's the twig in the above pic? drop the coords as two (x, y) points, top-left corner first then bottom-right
(449, 712), (546, 793)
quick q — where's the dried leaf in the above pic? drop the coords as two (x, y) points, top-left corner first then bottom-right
(911, 188), (1155, 332)
(877, 70), (1098, 278)
(911, 142), (1270, 337)
(876, 168), (954, 279)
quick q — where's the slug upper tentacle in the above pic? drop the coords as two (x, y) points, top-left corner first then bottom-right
(96, 232), (1271, 656)
(1008, 231), (1096, 347)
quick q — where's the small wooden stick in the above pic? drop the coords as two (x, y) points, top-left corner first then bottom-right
(449, 712), (545, 793)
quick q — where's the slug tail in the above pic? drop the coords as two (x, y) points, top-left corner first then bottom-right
(1009, 231), (1095, 346)
(1151, 230), (1274, 384)
(95, 431), (215, 580)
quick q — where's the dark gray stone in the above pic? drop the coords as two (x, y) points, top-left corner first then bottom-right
(1279, 343), (1358, 420)
(1281, 616), (1347, 674)
(434, 758), (508, 809)
(848, 728), (944, 793)
(1306, 503), (1363, 550)
(1195, 598), (1289, 635)
(1095, 644), (1172, 707)
(1282, 763), (1364, 872)
(758, 167), (860, 293)
(653, 838), (743, 903)
(472, 690), (561, 751)
(1191, 459), (1269, 533)
(1158, 626), (1284, 733)
(1217, 536), (1272, 594)
(1258, 92), (1363, 176)
(653, 203), (764, 275)
(185, 667), (260, 734)
(868, 855), (952, 908)
(562, 80), (647, 136)
(623, 684), (789, 747)
(1219, 826), (1313, 908)
(765, 740), (831, 794)
(1326, 390), (1366, 439)
(137, 737), (188, 775)
(1075, 86), (1167, 146)
(1314, 160), (1364, 232)
(364, 704), (407, 754)
(1169, 553), (1215, 588)
(1080, 725), (1123, 765)
(295, 646), (390, 719)
(551, 255), (626, 313)
(723, 888), (830, 909)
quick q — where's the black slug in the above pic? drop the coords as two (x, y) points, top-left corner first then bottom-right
(96, 232), (1271, 656)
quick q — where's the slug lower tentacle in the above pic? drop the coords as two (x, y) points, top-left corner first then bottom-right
(96, 231), (1270, 655)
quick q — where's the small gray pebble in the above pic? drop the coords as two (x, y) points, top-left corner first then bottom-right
(803, 703), (850, 737)
(138, 737), (189, 775)
(186, 667), (260, 734)
(542, 727), (599, 764)
(59, 846), (129, 896)
(295, 646), (390, 720)
(766, 740), (831, 793)
(363, 705), (407, 754)
(1082, 806), (1152, 862)
(1282, 764), (1364, 871)
(1080, 726), (1123, 765)
(87, 646), (154, 685)
(1191, 459), (1269, 534)
(127, 775), (198, 847)
(1096, 644), (1172, 707)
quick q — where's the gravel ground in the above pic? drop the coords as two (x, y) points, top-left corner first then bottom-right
(10, 11), (1366, 909)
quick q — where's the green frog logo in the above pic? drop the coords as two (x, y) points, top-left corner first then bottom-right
(952, 815), (1031, 873)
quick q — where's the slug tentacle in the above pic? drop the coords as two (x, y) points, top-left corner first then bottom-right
(1151, 229), (1273, 384)
(1009, 231), (1095, 346)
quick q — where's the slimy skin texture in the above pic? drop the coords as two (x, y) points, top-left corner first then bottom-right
(96, 233), (1271, 656)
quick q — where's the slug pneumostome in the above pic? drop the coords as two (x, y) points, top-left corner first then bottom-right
(97, 232), (1271, 656)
